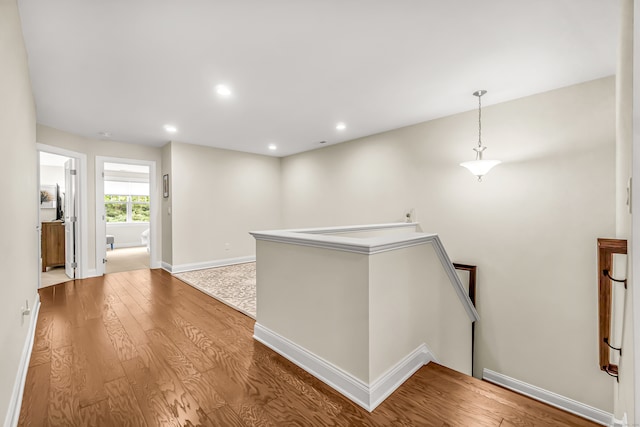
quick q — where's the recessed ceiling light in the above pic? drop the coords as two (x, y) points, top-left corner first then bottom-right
(164, 124), (177, 133)
(215, 84), (232, 97)
(268, 144), (277, 150)
(336, 122), (347, 131)
(98, 131), (112, 137)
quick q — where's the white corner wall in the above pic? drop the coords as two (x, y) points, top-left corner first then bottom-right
(0, 0), (40, 423)
(169, 141), (281, 268)
(256, 240), (371, 381)
(369, 244), (472, 381)
(280, 77), (616, 412)
(613, 0), (635, 424)
(252, 224), (475, 410)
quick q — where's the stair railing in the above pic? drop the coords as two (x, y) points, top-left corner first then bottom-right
(597, 238), (627, 381)
(454, 263), (477, 376)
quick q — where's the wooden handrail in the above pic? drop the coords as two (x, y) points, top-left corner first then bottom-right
(453, 263), (477, 306)
(597, 238), (627, 378)
(454, 263), (477, 376)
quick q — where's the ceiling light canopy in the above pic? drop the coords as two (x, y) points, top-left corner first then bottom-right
(164, 124), (177, 133)
(215, 84), (232, 97)
(268, 143), (277, 150)
(336, 122), (346, 131)
(460, 90), (501, 182)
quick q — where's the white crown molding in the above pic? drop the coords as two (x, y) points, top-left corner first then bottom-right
(483, 369), (613, 426)
(168, 255), (256, 274)
(254, 323), (435, 412)
(5, 293), (41, 427)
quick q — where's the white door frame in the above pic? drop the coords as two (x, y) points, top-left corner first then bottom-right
(632, 0), (640, 421)
(64, 158), (78, 279)
(95, 156), (158, 276)
(36, 143), (89, 280)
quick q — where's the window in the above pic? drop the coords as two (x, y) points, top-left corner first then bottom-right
(104, 181), (150, 223)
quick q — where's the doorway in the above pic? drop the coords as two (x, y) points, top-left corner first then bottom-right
(95, 157), (157, 276)
(37, 145), (88, 287)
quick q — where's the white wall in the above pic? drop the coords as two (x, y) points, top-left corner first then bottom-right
(168, 141), (281, 268)
(36, 125), (163, 273)
(39, 164), (64, 221)
(40, 164), (64, 186)
(0, 0), (39, 423)
(633, 1), (640, 421)
(256, 240), (371, 380)
(105, 223), (148, 248)
(369, 244), (472, 380)
(280, 77), (616, 411)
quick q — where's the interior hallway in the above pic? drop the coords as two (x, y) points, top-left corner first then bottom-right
(19, 269), (598, 426)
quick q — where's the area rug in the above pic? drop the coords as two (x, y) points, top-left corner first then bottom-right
(174, 262), (256, 319)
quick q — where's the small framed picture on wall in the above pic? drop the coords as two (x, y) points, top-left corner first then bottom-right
(163, 174), (169, 198)
(40, 185), (56, 208)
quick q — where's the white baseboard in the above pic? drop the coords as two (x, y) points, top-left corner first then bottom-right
(110, 243), (145, 249)
(483, 369), (613, 426)
(369, 343), (436, 409)
(170, 255), (256, 274)
(5, 293), (41, 427)
(161, 262), (173, 273)
(611, 413), (627, 427)
(254, 323), (434, 412)
(83, 269), (99, 279)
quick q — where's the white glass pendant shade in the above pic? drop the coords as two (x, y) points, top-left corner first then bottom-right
(460, 159), (501, 180)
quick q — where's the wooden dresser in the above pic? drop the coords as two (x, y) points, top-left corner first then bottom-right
(41, 221), (65, 272)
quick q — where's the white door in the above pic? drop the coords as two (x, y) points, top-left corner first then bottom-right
(64, 158), (78, 279)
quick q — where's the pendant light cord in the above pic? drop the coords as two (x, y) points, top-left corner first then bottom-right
(477, 93), (482, 148)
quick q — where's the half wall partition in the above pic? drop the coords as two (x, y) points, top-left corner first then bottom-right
(250, 222), (478, 411)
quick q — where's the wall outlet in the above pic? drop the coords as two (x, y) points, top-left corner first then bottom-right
(405, 208), (416, 223)
(627, 177), (632, 214)
(20, 300), (31, 325)
(21, 299), (31, 317)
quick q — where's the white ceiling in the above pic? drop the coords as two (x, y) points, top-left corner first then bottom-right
(19, 0), (619, 157)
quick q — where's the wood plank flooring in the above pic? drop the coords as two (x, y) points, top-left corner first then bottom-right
(19, 269), (599, 426)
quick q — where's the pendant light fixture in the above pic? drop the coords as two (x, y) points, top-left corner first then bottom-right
(460, 90), (501, 181)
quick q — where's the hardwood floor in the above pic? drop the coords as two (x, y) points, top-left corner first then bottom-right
(19, 269), (599, 426)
